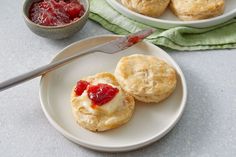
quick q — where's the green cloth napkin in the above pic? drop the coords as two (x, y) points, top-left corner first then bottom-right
(89, 0), (236, 51)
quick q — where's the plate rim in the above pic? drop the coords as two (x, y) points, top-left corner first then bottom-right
(39, 35), (188, 152)
(106, 0), (236, 28)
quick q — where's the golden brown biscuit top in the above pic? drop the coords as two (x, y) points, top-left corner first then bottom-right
(115, 54), (177, 97)
(171, 0), (225, 14)
(121, 0), (170, 17)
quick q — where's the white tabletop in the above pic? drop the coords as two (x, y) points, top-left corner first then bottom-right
(0, 1), (236, 157)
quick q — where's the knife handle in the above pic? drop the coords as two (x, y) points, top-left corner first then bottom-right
(0, 50), (95, 92)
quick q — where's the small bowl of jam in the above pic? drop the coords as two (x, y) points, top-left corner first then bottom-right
(23, 0), (89, 39)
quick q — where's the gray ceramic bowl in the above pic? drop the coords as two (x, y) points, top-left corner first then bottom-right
(23, 0), (89, 39)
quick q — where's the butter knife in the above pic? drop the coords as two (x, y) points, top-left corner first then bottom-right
(0, 28), (155, 92)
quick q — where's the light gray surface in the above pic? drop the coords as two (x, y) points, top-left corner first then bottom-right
(0, 1), (236, 157)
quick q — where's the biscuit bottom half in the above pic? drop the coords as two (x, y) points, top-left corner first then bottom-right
(70, 72), (135, 132)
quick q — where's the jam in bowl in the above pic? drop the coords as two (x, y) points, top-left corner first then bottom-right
(23, 0), (89, 39)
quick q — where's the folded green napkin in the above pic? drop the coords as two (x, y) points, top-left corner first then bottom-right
(89, 0), (236, 51)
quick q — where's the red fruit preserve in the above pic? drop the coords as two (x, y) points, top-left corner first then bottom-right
(128, 36), (141, 44)
(87, 84), (119, 106)
(29, 0), (85, 26)
(74, 80), (89, 96)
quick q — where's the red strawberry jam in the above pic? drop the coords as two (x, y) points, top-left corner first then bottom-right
(87, 84), (119, 106)
(128, 36), (141, 44)
(74, 80), (89, 96)
(29, 0), (85, 26)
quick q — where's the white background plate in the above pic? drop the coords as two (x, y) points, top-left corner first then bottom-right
(39, 35), (187, 152)
(106, 0), (236, 29)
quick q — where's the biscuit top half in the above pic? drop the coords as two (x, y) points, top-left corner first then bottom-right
(170, 0), (225, 15)
(121, 0), (170, 17)
(115, 54), (177, 97)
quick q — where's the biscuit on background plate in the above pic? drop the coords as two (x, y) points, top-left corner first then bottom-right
(71, 72), (135, 132)
(121, 0), (170, 17)
(115, 54), (177, 103)
(170, 0), (225, 21)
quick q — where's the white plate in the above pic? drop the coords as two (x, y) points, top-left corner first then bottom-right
(39, 35), (187, 152)
(106, 0), (236, 29)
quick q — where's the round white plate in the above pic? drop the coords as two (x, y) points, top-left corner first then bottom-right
(39, 35), (187, 152)
(106, 0), (236, 29)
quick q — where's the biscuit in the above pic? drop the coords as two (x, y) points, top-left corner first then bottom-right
(71, 72), (135, 132)
(170, 0), (225, 21)
(115, 54), (177, 103)
(121, 0), (170, 17)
